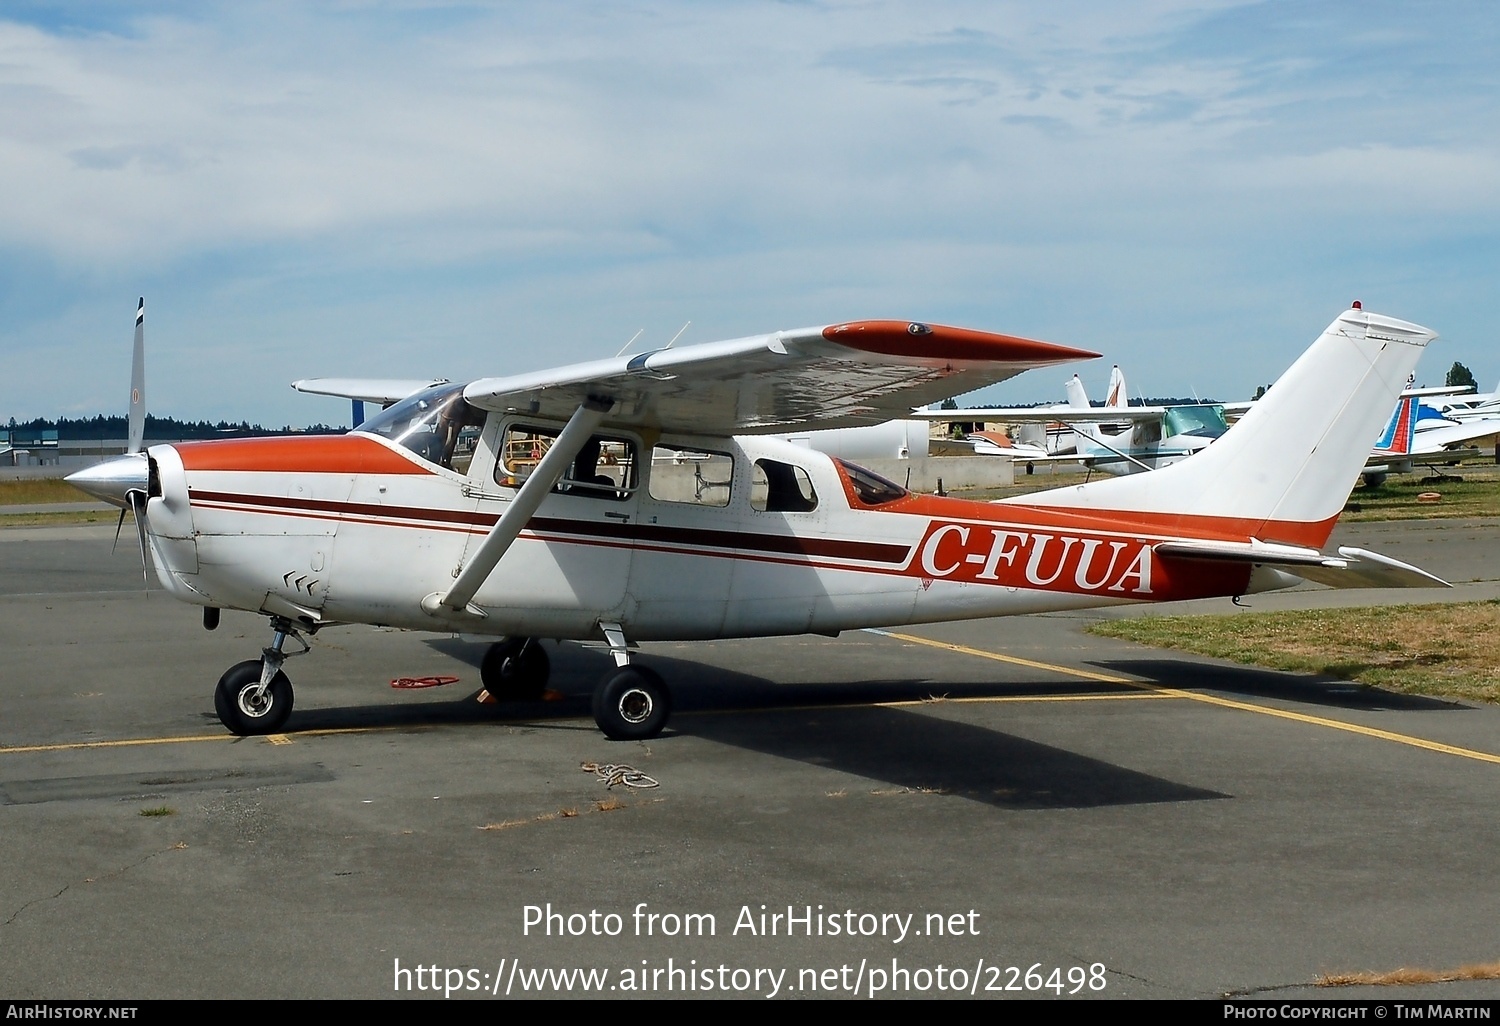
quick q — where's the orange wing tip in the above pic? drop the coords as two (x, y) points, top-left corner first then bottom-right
(822, 320), (1100, 363)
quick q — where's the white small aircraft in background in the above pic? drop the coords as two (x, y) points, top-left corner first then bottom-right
(917, 364), (1231, 475)
(70, 303), (1447, 741)
(1360, 387), (1498, 485)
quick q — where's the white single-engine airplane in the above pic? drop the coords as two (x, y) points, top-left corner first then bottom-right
(70, 304), (1447, 741)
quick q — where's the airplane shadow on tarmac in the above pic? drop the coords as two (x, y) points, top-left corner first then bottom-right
(234, 638), (1466, 810)
(257, 637), (1230, 812)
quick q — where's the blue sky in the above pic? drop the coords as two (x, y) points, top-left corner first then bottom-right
(2, 1), (1497, 426)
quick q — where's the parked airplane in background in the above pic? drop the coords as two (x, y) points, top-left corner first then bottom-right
(917, 365), (1231, 476)
(1423, 378), (1500, 413)
(1362, 388), (1500, 485)
(70, 304), (1446, 742)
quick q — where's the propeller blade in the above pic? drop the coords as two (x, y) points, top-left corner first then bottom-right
(111, 506), (127, 554)
(126, 488), (150, 584)
(128, 298), (145, 455)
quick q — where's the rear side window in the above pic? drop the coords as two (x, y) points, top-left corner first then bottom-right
(649, 445), (734, 507)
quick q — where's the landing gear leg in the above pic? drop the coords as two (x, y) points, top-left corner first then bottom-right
(481, 637), (550, 701)
(213, 617), (309, 736)
(590, 621), (671, 740)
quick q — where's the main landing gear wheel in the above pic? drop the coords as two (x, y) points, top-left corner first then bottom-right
(592, 665), (671, 741)
(481, 638), (550, 701)
(214, 659), (294, 736)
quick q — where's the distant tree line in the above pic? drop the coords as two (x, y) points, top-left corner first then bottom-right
(5, 414), (344, 440)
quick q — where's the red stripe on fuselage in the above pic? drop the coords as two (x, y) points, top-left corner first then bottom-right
(187, 489), (911, 564)
(186, 488), (1254, 602)
(862, 492), (1340, 550)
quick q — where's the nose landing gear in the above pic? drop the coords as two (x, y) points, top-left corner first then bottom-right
(213, 617), (309, 736)
(480, 637), (551, 701)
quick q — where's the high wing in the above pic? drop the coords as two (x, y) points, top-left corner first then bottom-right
(463, 320), (1097, 435)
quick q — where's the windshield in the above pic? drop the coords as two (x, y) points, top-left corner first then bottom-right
(1163, 405), (1229, 441)
(836, 459), (909, 506)
(357, 382), (485, 471)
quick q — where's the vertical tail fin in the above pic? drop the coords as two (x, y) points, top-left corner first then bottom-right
(1064, 373), (1090, 408)
(1063, 374), (1102, 443)
(1012, 308), (1437, 547)
(1105, 364), (1126, 407)
(1372, 395), (1417, 458)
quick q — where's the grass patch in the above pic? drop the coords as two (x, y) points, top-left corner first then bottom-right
(1317, 960), (1500, 987)
(0, 479), (94, 505)
(1089, 601), (1500, 703)
(0, 510), (120, 528)
(1341, 463), (1500, 521)
(138, 806), (176, 817)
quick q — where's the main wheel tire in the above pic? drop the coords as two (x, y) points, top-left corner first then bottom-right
(592, 665), (670, 740)
(481, 638), (551, 701)
(214, 659), (294, 736)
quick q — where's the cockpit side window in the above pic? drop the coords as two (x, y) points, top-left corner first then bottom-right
(750, 459), (818, 513)
(357, 383), (485, 472)
(496, 424), (638, 501)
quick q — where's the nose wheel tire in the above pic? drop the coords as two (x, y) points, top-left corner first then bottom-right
(214, 659), (294, 736)
(481, 638), (551, 701)
(592, 665), (670, 740)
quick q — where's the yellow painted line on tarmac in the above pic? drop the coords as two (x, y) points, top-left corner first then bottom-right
(0, 720), (549, 755)
(875, 692), (1174, 707)
(0, 733), (240, 755)
(877, 630), (1500, 766)
(0, 726), (386, 755)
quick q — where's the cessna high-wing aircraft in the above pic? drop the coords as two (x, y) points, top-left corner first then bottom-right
(69, 304), (1447, 741)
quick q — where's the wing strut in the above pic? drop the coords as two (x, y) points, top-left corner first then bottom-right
(424, 397), (614, 617)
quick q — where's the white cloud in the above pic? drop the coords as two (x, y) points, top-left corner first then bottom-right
(0, 1), (1497, 422)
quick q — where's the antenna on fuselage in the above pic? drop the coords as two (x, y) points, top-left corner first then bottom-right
(128, 297), (145, 454)
(664, 321), (691, 350)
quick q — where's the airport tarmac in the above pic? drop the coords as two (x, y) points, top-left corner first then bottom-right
(2, 519), (1499, 1000)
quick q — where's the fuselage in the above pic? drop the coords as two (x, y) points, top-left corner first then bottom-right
(133, 410), (1281, 643)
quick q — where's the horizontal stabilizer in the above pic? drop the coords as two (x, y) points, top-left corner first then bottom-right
(291, 378), (449, 404)
(1156, 540), (1450, 589)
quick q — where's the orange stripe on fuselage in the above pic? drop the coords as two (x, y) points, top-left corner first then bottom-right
(867, 492), (1340, 550)
(174, 435), (433, 475)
